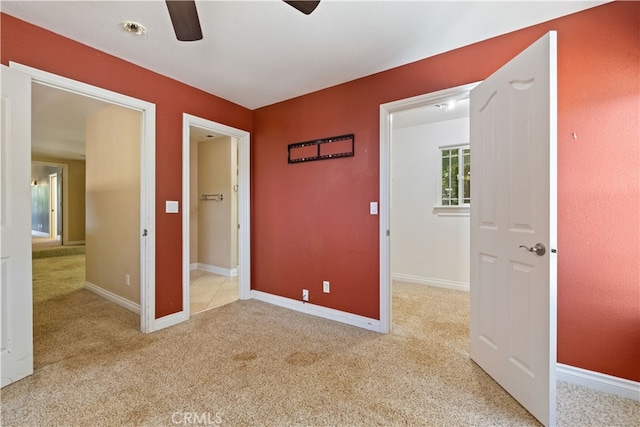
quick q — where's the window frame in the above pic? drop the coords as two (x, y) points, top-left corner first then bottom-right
(435, 143), (470, 216)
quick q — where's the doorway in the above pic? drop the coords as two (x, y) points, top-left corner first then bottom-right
(182, 114), (251, 320)
(11, 62), (157, 333)
(379, 83), (479, 333)
(390, 98), (471, 294)
(30, 162), (64, 244)
(189, 128), (239, 314)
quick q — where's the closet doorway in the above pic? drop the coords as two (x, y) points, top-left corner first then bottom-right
(182, 114), (251, 317)
(189, 127), (239, 314)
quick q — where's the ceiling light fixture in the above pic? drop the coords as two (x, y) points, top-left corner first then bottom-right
(435, 100), (457, 112)
(123, 21), (147, 36)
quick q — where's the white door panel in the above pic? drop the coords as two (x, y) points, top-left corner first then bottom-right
(1, 65), (34, 387)
(470, 32), (557, 426)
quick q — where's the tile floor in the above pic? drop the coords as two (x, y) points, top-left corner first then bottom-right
(190, 269), (239, 315)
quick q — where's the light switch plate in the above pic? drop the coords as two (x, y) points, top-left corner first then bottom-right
(166, 200), (179, 213)
(323, 281), (330, 293)
(370, 202), (378, 215)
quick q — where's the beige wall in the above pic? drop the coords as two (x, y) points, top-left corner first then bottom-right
(32, 155), (86, 243)
(194, 136), (237, 271)
(85, 105), (140, 304)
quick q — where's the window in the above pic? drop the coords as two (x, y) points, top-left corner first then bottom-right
(440, 145), (470, 206)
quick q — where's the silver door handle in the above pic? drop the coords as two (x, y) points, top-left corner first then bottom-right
(519, 243), (546, 256)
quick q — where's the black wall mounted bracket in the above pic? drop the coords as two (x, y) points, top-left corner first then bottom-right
(288, 134), (354, 164)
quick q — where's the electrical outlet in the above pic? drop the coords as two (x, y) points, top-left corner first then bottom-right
(302, 289), (309, 301)
(126, 274), (130, 286)
(323, 281), (330, 293)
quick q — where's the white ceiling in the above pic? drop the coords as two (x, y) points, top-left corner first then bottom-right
(3, 0), (606, 110)
(393, 98), (469, 129)
(5, 0), (606, 160)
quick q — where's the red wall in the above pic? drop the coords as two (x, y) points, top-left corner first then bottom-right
(3, 2), (638, 382)
(253, 2), (639, 381)
(1, 13), (253, 318)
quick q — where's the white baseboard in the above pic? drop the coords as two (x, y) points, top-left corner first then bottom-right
(392, 273), (469, 292)
(31, 230), (49, 237)
(84, 281), (140, 314)
(190, 263), (198, 271)
(153, 311), (188, 332)
(197, 262), (238, 277)
(250, 290), (383, 333)
(557, 363), (640, 401)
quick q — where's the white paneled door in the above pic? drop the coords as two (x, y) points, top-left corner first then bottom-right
(470, 32), (558, 426)
(1, 65), (34, 387)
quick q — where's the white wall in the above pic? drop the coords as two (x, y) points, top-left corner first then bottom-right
(391, 117), (470, 290)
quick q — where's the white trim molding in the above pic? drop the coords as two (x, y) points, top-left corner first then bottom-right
(11, 62), (156, 334)
(392, 274), (469, 292)
(182, 114), (251, 324)
(432, 206), (470, 217)
(250, 290), (383, 333)
(197, 263), (238, 277)
(84, 282), (140, 314)
(557, 363), (640, 402)
(154, 311), (189, 332)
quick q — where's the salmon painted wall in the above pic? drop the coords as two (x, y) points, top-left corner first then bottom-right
(1, 13), (253, 318)
(253, 2), (639, 381)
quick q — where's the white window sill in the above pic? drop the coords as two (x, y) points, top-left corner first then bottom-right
(433, 206), (470, 217)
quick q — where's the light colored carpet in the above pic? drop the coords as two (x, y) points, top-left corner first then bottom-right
(31, 239), (85, 259)
(1, 255), (638, 426)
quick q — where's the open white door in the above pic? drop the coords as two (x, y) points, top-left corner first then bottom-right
(470, 32), (558, 426)
(1, 65), (34, 387)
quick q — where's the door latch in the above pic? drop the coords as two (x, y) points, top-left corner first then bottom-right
(519, 243), (546, 256)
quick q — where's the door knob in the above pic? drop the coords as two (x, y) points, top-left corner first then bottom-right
(519, 243), (546, 256)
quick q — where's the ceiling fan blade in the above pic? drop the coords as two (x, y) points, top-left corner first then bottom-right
(283, 1), (320, 15)
(165, 0), (203, 41)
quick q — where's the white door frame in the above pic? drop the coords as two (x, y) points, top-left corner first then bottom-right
(48, 173), (58, 239)
(10, 62), (157, 333)
(379, 82), (479, 333)
(181, 114), (251, 319)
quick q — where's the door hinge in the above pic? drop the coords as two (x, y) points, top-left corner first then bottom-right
(386, 230), (390, 237)
(143, 229), (148, 237)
